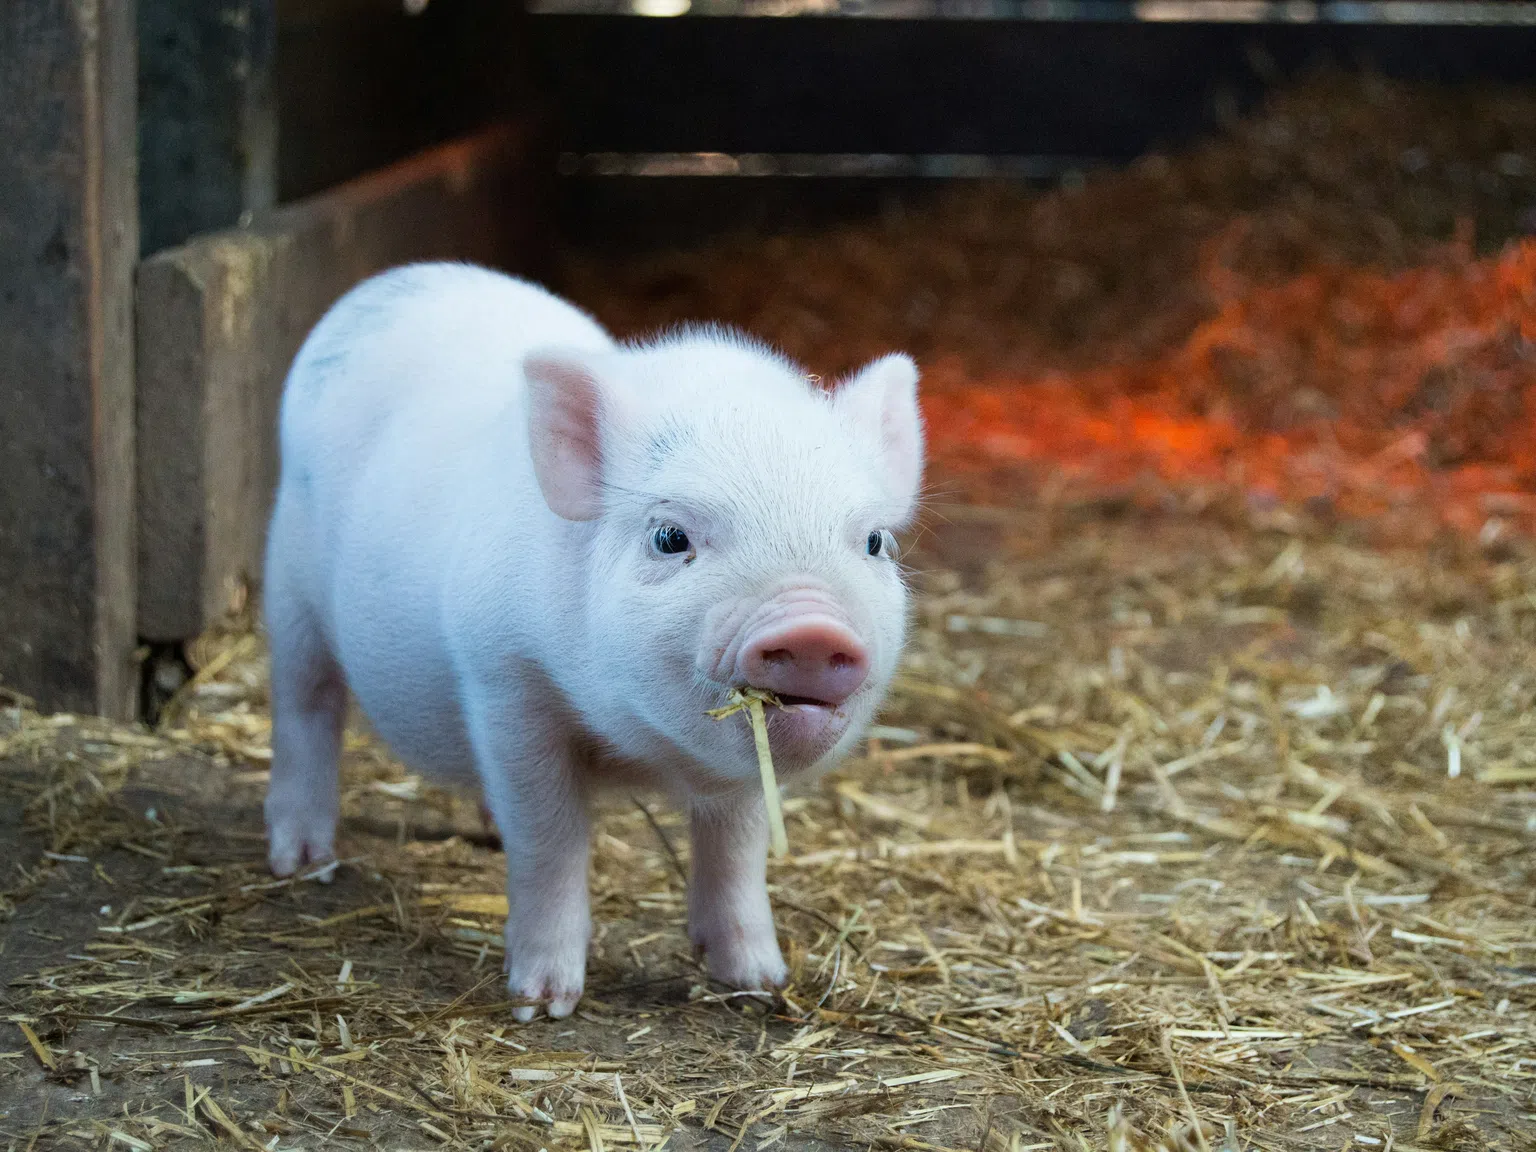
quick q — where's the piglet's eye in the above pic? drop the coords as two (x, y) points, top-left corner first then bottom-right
(653, 524), (691, 556)
(868, 530), (899, 559)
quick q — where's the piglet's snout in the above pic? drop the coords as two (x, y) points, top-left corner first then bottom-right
(739, 617), (869, 707)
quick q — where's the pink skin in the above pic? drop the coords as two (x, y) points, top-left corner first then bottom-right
(741, 617), (869, 762)
(705, 585), (871, 767)
(700, 584), (873, 761)
(739, 618), (869, 706)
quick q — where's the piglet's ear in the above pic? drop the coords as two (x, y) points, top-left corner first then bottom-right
(834, 353), (924, 523)
(525, 350), (607, 521)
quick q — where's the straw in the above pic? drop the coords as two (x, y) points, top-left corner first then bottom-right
(707, 686), (790, 857)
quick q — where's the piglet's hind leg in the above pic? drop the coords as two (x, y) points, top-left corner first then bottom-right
(264, 583), (346, 880)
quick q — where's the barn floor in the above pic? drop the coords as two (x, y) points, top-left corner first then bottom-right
(5, 68), (1536, 1152)
(3, 476), (1534, 1152)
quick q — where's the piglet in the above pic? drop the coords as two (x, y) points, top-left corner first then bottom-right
(263, 263), (923, 1019)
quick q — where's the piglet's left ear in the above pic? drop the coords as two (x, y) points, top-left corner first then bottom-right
(525, 349), (608, 522)
(834, 353), (924, 524)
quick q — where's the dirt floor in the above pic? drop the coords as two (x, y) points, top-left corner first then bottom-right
(2, 477), (1534, 1151)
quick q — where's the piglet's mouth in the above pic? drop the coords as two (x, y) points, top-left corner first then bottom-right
(770, 693), (836, 709)
(749, 690), (851, 768)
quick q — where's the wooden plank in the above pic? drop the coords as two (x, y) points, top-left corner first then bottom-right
(138, 0), (276, 255)
(136, 120), (548, 641)
(0, 0), (139, 717)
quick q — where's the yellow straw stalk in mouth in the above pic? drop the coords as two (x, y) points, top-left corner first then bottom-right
(706, 687), (789, 857)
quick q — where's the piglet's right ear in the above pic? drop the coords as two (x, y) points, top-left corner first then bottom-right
(525, 350), (606, 521)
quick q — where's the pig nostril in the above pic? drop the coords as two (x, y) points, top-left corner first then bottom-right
(757, 647), (862, 672)
(740, 619), (871, 707)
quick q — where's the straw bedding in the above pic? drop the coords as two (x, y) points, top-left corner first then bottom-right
(2, 492), (1533, 1151)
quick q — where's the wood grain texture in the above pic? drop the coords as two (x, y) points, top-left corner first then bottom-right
(0, 0), (139, 717)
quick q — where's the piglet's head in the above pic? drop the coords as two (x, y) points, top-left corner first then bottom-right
(525, 331), (922, 783)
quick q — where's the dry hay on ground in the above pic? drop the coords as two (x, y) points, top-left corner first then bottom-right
(2, 494), (1534, 1152)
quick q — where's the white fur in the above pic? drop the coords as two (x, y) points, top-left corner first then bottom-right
(264, 262), (924, 1018)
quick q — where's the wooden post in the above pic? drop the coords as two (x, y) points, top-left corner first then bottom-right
(0, 0), (139, 717)
(136, 121), (547, 643)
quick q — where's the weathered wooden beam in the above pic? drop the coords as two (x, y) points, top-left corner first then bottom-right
(138, 0), (277, 256)
(136, 120), (548, 642)
(0, 0), (139, 717)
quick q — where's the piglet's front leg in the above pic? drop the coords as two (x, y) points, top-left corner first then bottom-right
(469, 697), (592, 1022)
(688, 793), (788, 991)
(495, 773), (591, 1022)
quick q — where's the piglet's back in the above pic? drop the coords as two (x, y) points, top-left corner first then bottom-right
(277, 263), (613, 501)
